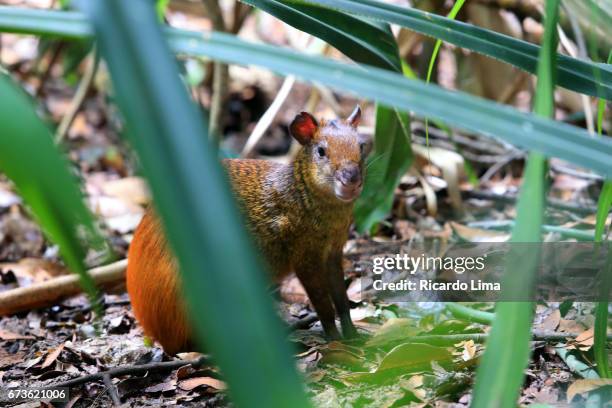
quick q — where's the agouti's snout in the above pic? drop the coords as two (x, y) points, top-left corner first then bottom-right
(335, 163), (362, 202)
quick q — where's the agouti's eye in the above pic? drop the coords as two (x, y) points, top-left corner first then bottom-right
(317, 146), (326, 157)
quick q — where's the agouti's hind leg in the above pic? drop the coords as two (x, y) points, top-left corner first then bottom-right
(295, 260), (341, 340)
(327, 251), (357, 339)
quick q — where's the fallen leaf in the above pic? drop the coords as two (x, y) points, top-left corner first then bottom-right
(450, 222), (510, 243)
(538, 309), (561, 332)
(567, 379), (612, 402)
(568, 328), (594, 350)
(461, 340), (477, 361)
(41, 343), (65, 369)
(377, 343), (453, 373)
(559, 319), (586, 334)
(318, 349), (364, 369)
(178, 377), (226, 391)
(366, 318), (422, 348)
(0, 329), (34, 340)
(101, 177), (150, 206)
(145, 379), (177, 393)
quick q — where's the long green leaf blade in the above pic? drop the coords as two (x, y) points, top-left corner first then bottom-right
(0, 8), (610, 176)
(472, 1), (559, 406)
(80, 1), (310, 407)
(242, 0), (400, 71)
(291, 0), (612, 100)
(1, 4), (610, 99)
(0, 73), (106, 314)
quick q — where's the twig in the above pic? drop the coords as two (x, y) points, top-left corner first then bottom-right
(103, 373), (121, 407)
(557, 15), (595, 135)
(479, 151), (523, 182)
(463, 190), (599, 215)
(231, 1), (251, 34)
(47, 356), (208, 390)
(55, 47), (99, 144)
(202, 0), (228, 146)
(289, 313), (319, 330)
(36, 42), (65, 97)
(551, 163), (603, 181)
(241, 76), (296, 157)
(0, 259), (127, 316)
(466, 220), (596, 241)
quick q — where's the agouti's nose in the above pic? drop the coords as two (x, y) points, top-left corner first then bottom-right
(338, 164), (361, 186)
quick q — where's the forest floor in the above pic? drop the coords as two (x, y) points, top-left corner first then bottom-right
(0, 0), (608, 406)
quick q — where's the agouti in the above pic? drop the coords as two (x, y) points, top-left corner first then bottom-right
(126, 106), (371, 354)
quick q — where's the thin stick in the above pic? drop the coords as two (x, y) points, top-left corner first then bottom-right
(201, 0), (228, 146)
(241, 76), (296, 158)
(463, 190), (599, 215)
(47, 356), (208, 389)
(55, 47), (99, 144)
(103, 373), (121, 407)
(0, 259), (127, 316)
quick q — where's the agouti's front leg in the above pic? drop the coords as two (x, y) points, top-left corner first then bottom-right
(327, 250), (358, 339)
(295, 257), (341, 340)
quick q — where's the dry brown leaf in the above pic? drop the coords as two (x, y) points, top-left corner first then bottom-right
(450, 222), (510, 243)
(558, 319), (586, 334)
(0, 329), (34, 340)
(461, 340), (477, 361)
(145, 379), (177, 393)
(567, 379), (612, 403)
(101, 177), (150, 206)
(567, 328), (594, 350)
(538, 310), (561, 332)
(41, 343), (65, 369)
(178, 377), (227, 391)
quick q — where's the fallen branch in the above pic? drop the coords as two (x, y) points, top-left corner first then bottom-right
(463, 189), (598, 215)
(0, 259), (127, 316)
(46, 356), (207, 390)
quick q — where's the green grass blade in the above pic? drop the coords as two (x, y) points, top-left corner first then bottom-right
(291, 0), (612, 100)
(242, 0), (400, 71)
(80, 1), (310, 407)
(167, 30), (612, 178)
(0, 73), (107, 315)
(424, 0), (466, 147)
(0, 7), (611, 176)
(354, 106), (412, 232)
(593, 50), (612, 380)
(471, 1), (559, 406)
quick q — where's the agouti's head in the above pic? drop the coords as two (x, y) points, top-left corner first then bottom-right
(290, 106), (372, 203)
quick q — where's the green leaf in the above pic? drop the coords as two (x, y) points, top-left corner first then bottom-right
(242, 0), (400, 71)
(1, 8), (611, 178)
(471, 1), (560, 406)
(424, 0), (466, 146)
(79, 1), (310, 407)
(354, 106), (412, 232)
(0, 73), (106, 314)
(290, 0), (612, 100)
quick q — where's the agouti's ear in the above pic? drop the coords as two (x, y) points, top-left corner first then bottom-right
(290, 112), (318, 145)
(347, 105), (361, 128)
